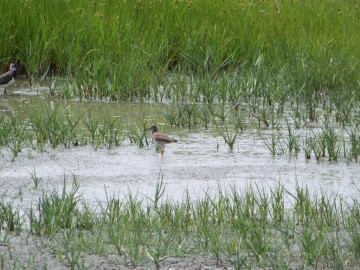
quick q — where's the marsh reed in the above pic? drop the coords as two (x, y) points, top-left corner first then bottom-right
(0, 0), (358, 104)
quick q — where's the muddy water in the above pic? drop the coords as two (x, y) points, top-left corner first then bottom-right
(0, 86), (359, 209)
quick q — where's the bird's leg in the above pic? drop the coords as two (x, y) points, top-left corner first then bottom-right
(3, 88), (7, 95)
(160, 147), (164, 156)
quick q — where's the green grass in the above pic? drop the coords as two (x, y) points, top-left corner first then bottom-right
(0, 198), (23, 235)
(217, 124), (238, 150)
(1, 178), (360, 268)
(1, 1), (360, 163)
(0, 0), (359, 103)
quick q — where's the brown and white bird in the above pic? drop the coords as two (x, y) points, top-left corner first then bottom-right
(0, 63), (17, 95)
(146, 124), (177, 156)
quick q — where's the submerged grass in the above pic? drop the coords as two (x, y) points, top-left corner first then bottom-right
(0, 97), (359, 165)
(1, 178), (360, 269)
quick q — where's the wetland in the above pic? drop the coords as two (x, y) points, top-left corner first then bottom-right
(1, 0), (360, 269)
(1, 77), (360, 269)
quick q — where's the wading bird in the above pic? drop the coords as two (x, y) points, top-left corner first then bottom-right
(0, 63), (17, 95)
(146, 124), (177, 156)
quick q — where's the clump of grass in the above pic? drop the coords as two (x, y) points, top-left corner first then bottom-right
(198, 104), (212, 129)
(0, 199), (23, 235)
(233, 110), (246, 132)
(98, 112), (124, 149)
(29, 167), (42, 189)
(0, 116), (12, 147)
(28, 176), (82, 236)
(325, 233), (345, 269)
(322, 125), (342, 162)
(305, 132), (324, 162)
(285, 124), (301, 156)
(103, 198), (126, 257)
(347, 128), (360, 162)
(217, 125), (238, 150)
(57, 229), (87, 270)
(83, 113), (102, 150)
(128, 122), (148, 148)
(27, 110), (49, 152)
(159, 102), (200, 129)
(0, 116), (30, 162)
(348, 227), (360, 262)
(299, 226), (326, 268)
(263, 130), (283, 156)
(302, 135), (313, 160)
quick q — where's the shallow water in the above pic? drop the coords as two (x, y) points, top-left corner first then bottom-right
(0, 83), (359, 209)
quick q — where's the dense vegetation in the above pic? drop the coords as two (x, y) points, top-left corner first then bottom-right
(1, 0), (359, 101)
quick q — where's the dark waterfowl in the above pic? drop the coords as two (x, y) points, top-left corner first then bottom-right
(0, 63), (17, 95)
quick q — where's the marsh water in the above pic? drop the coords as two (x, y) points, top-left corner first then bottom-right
(0, 82), (359, 210)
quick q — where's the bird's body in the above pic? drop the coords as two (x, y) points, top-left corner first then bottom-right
(0, 63), (17, 95)
(147, 125), (177, 156)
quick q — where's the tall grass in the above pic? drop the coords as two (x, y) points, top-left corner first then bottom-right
(0, 0), (358, 102)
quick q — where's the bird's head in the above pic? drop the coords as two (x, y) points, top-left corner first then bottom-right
(146, 124), (158, 134)
(9, 63), (17, 72)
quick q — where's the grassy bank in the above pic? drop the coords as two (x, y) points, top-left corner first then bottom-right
(1, 0), (359, 102)
(1, 178), (360, 269)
